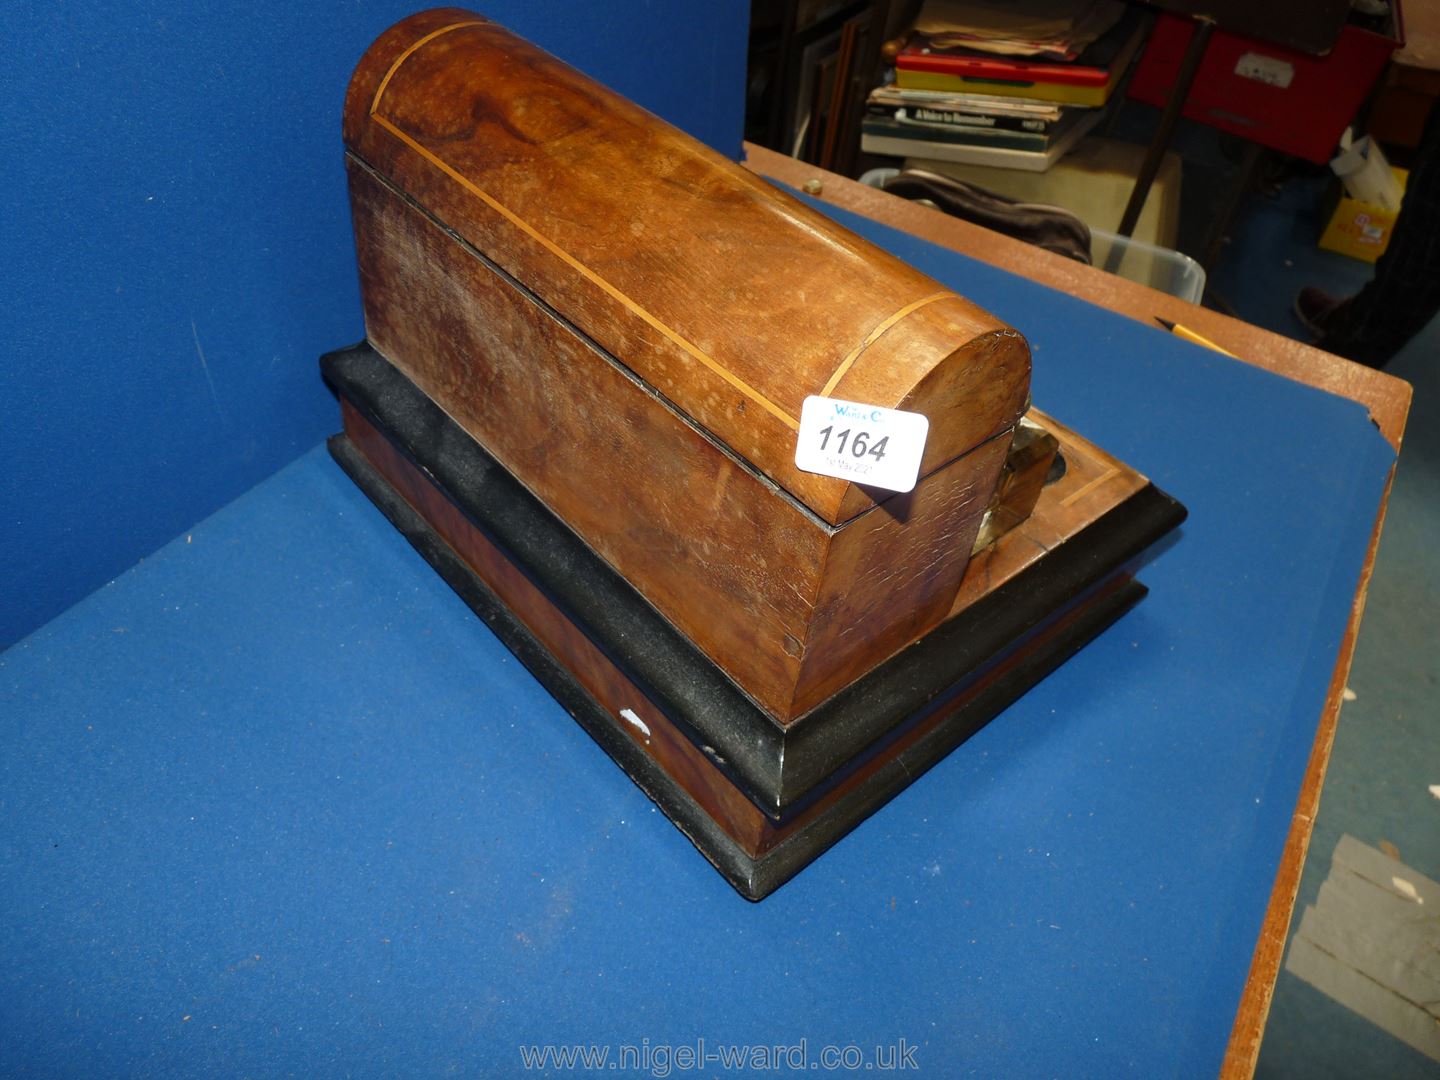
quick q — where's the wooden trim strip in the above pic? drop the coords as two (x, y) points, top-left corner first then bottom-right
(370, 20), (485, 115)
(1059, 466), (1121, 508)
(820, 290), (954, 397)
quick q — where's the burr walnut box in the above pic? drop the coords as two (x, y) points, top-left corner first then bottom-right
(323, 9), (1185, 898)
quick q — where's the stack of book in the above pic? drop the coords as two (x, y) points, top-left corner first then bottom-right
(908, 0), (1126, 61)
(863, 87), (1101, 170)
(862, 3), (1144, 171)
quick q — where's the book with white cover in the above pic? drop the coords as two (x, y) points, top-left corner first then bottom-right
(861, 107), (1100, 173)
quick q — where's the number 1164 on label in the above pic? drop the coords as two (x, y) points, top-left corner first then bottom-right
(794, 395), (930, 494)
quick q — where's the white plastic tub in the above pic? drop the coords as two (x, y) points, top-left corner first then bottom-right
(856, 167), (1206, 304)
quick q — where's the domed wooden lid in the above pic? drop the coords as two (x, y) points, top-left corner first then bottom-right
(344, 9), (1030, 525)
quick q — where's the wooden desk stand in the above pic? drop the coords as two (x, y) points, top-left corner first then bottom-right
(325, 10), (1184, 898)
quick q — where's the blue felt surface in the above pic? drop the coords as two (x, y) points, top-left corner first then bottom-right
(0, 0), (748, 651)
(0, 210), (1395, 1077)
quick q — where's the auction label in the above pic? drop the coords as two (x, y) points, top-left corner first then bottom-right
(794, 395), (929, 493)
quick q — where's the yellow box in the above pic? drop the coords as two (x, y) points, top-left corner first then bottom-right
(1318, 167), (1409, 262)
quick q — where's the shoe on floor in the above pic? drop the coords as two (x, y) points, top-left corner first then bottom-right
(1294, 286), (1346, 338)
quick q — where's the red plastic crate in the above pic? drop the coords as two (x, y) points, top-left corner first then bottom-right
(1128, 8), (1405, 163)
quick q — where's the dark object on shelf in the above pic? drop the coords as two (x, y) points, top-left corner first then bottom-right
(881, 169), (1093, 263)
(1150, 0), (1352, 57)
(327, 10), (1186, 898)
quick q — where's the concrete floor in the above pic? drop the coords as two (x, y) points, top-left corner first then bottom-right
(1202, 161), (1440, 1078)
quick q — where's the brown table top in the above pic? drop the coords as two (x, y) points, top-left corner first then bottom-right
(743, 142), (1413, 1079)
(1396, 0), (1440, 72)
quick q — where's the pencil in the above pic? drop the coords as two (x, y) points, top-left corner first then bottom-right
(1156, 317), (1238, 358)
